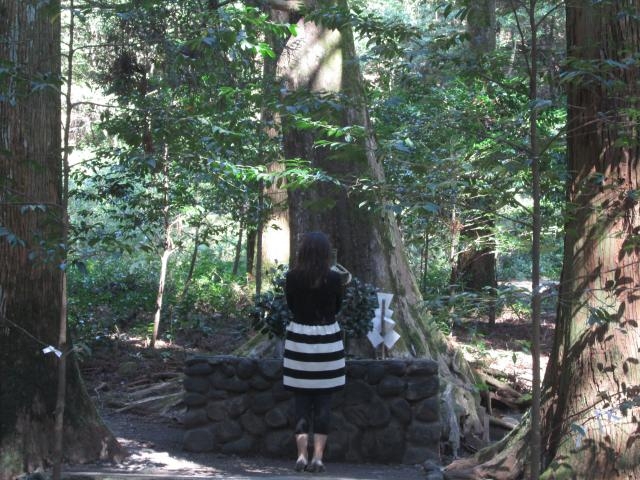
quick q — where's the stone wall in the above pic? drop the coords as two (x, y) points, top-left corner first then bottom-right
(183, 355), (441, 464)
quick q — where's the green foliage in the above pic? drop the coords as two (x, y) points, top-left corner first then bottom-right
(250, 267), (377, 340)
(68, 244), (253, 343)
(357, 0), (567, 291)
(68, 252), (158, 339)
(176, 252), (251, 318)
(250, 266), (293, 339)
(336, 277), (378, 338)
(61, 0), (571, 350)
(422, 281), (553, 336)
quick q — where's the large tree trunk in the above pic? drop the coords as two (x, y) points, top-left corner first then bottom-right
(0, 2), (121, 478)
(444, 2), (640, 478)
(467, 0), (496, 53)
(277, 0), (486, 448)
(453, 0), (498, 323)
(451, 218), (497, 323)
(539, 2), (640, 476)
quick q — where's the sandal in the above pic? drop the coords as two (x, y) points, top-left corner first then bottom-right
(295, 458), (308, 472)
(305, 459), (325, 473)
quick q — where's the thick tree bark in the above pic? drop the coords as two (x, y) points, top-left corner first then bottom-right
(454, 0), (498, 323)
(539, 2), (640, 476)
(451, 219), (497, 323)
(233, 222), (244, 275)
(262, 162), (290, 266)
(0, 2), (121, 477)
(466, 0), (496, 53)
(276, 0), (486, 446)
(444, 2), (640, 478)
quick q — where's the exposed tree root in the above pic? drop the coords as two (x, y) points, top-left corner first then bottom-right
(444, 416), (530, 480)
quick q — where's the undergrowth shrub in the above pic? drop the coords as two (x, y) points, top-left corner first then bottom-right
(68, 253), (158, 340)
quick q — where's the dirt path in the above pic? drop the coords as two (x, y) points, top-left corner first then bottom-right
(63, 408), (429, 480)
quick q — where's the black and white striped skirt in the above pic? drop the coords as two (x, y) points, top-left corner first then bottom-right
(283, 321), (345, 392)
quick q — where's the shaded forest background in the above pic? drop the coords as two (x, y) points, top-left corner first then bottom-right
(62, 0), (565, 352)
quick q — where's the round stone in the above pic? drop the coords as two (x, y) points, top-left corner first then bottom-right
(406, 377), (439, 401)
(236, 358), (257, 379)
(185, 362), (213, 376)
(377, 375), (406, 396)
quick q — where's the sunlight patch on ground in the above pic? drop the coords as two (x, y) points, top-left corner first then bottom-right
(456, 341), (549, 390)
(115, 437), (217, 475)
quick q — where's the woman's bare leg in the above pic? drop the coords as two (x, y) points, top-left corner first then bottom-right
(312, 433), (327, 462)
(295, 433), (308, 470)
(308, 433), (327, 471)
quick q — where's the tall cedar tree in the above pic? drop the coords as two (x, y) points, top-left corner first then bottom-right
(444, 1), (640, 478)
(0, 2), (121, 477)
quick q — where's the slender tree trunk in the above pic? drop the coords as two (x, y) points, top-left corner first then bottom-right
(255, 180), (264, 296)
(449, 202), (461, 319)
(177, 224), (200, 304)
(444, 2), (640, 478)
(151, 146), (173, 348)
(528, 0), (542, 476)
(420, 229), (430, 295)
(152, 248), (172, 347)
(53, 3), (76, 478)
(0, 2), (121, 477)
(232, 221), (244, 276)
(246, 228), (257, 276)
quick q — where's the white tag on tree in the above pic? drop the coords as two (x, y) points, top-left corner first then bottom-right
(42, 345), (62, 358)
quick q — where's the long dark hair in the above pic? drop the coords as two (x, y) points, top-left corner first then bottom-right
(293, 232), (332, 288)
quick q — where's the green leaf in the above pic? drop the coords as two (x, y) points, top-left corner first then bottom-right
(257, 43), (275, 58)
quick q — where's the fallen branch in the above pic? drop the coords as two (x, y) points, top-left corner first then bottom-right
(115, 392), (183, 414)
(127, 380), (182, 401)
(475, 369), (522, 399)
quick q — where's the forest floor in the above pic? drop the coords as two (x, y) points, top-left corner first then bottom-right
(69, 293), (555, 478)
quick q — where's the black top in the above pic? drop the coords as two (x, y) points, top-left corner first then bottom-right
(285, 269), (343, 325)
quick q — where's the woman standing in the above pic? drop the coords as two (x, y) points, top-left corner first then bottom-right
(283, 232), (345, 473)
